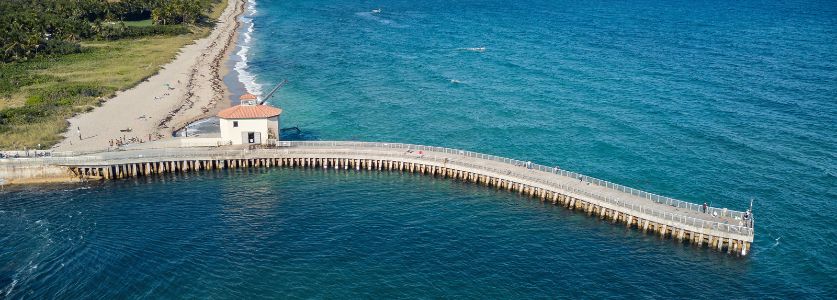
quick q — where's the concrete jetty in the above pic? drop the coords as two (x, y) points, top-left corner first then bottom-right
(0, 141), (755, 255)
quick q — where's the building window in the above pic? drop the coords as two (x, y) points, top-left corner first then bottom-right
(233, 121), (238, 127)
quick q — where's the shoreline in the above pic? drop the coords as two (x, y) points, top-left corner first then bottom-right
(226, 0), (259, 103)
(175, 0), (259, 138)
(232, 0), (265, 98)
(171, 0), (250, 132)
(54, 0), (248, 152)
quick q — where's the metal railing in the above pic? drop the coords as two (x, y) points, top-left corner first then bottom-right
(278, 141), (750, 219)
(270, 143), (754, 237)
(2, 141), (754, 237)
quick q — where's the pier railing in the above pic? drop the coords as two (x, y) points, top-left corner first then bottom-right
(270, 147), (753, 236)
(277, 142), (750, 220)
(3, 141), (753, 236)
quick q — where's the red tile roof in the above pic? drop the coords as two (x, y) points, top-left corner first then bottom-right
(217, 104), (282, 119)
(239, 93), (258, 100)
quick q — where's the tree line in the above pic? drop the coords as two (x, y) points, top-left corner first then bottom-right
(1, 0), (220, 63)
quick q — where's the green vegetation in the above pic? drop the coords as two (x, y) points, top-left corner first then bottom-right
(0, 0), (222, 62)
(0, 0), (228, 149)
(123, 19), (154, 27)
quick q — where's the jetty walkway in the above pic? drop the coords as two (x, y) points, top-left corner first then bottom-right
(0, 141), (755, 255)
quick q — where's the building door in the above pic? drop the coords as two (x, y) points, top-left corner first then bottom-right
(239, 132), (262, 144)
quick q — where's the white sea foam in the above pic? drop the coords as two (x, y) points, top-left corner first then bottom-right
(4, 279), (16, 297)
(457, 47), (486, 52)
(235, 0), (263, 97)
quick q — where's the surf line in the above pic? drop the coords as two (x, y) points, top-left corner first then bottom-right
(235, 0), (264, 98)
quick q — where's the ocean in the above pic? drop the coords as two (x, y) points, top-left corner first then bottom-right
(2, 0), (836, 298)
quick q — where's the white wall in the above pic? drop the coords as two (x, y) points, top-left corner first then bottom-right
(122, 137), (227, 150)
(268, 117), (280, 140)
(220, 116), (279, 145)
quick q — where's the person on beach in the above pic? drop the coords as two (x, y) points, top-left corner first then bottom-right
(77, 127), (81, 140)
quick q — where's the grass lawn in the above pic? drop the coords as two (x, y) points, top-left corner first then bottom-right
(122, 19), (154, 27)
(0, 0), (228, 150)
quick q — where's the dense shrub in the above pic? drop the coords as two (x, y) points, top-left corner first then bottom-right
(97, 24), (191, 40)
(0, 83), (108, 129)
(0, 64), (53, 96)
(0, 105), (50, 126)
(40, 40), (84, 56)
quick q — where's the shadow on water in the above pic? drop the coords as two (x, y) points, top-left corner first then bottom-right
(281, 126), (319, 141)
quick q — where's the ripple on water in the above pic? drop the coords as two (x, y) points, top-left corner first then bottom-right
(3, 0), (837, 297)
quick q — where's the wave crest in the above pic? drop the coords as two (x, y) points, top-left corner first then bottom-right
(235, 0), (263, 97)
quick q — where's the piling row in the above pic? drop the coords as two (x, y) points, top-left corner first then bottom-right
(68, 156), (750, 255)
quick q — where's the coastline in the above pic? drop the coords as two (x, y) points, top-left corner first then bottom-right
(54, 0), (248, 152)
(174, 0), (258, 138)
(232, 0), (265, 98)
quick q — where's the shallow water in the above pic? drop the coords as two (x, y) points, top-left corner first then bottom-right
(3, 0), (837, 297)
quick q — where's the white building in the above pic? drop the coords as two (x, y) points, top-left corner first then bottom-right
(218, 93), (282, 145)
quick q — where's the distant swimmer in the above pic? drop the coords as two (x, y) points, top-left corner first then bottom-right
(372, 8), (382, 13)
(458, 47), (486, 53)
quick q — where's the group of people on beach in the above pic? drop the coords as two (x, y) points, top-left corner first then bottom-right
(109, 134), (154, 148)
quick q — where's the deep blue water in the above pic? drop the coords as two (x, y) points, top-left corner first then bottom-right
(3, 0), (837, 298)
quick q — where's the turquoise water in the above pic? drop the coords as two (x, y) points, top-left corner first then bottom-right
(3, 0), (837, 297)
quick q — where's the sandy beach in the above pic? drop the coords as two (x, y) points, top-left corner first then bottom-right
(55, 0), (247, 152)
